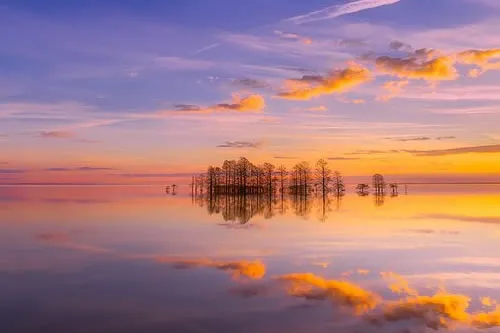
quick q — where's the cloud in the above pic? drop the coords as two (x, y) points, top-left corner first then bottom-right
(193, 42), (220, 55)
(36, 232), (70, 242)
(0, 168), (25, 174)
(457, 49), (500, 76)
(156, 257), (266, 280)
(216, 141), (263, 149)
(305, 105), (328, 112)
(167, 94), (266, 114)
(232, 78), (270, 89)
(274, 30), (312, 44)
(417, 214), (500, 224)
(44, 166), (116, 172)
(338, 39), (367, 48)
(385, 136), (454, 142)
(39, 130), (75, 139)
(377, 79), (409, 101)
(427, 105), (500, 115)
(153, 56), (213, 71)
(36, 232), (113, 253)
(274, 156), (299, 160)
(392, 136), (432, 142)
(278, 273), (379, 314)
(328, 157), (361, 161)
(285, 0), (401, 24)
(381, 272), (418, 296)
(276, 63), (371, 100)
(117, 173), (192, 178)
(389, 40), (412, 51)
(410, 144), (500, 156)
(375, 55), (457, 81)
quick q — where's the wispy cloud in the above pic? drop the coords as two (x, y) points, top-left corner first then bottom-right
(274, 156), (299, 160)
(305, 106), (328, 112)
(426, 105), (500, 115)
(274, 30), (312, 44)
(44, 166), (116, 172)
(417, 214), (500, 224)
(117, 172), (194, 178)
(411, 144), (500, 156)
(328, 157), (361, 161)
(39, 130), (76, 139)
(152, 56), (213, 71)
(385, 136), (456, 142)
(232, 78), (271, 90)
(216, 141), (263, 149)
(285, 0), (401, 24)
(0, 169), (26, 174)
(165, 94), (266, 114)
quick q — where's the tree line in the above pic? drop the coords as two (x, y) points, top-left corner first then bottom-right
(191, 157), (400, 197)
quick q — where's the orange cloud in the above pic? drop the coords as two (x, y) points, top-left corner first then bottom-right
(378, 79), (409, 101)
(157, 257), (266, 280)
(278, 272), (379, 314)
(457, 49), (500, 76)
(376, 55), (457, 81)
(166, 94), (266, 114)
(381, 272), (418, 296)
(276, 63), (371, 100)
(377, 292), (471, 330)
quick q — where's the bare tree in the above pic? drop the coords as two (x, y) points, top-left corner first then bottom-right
(332, 171), (345, 196)
(277, 165), (288, 195)
(315, 159), (332, 197)
(356, 183), (369, 196)
(263, 162), (275, 195)
(372, 174), (386, 194)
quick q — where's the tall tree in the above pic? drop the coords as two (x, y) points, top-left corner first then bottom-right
(332, 171), (345, 196)
(315, 159), (332, 196)
(372, 174), (386, 194)
(276, 165), (288, 195)
(263, 162), (275, 194)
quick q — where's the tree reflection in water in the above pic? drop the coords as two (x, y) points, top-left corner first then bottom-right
(193, 191), (400, 225)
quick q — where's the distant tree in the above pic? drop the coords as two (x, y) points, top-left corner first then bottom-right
(277, 165), (288, 195)
(332, 171), (345, 196)
(263, 162), (275, 194)
(372, 174), (386, 194)
(356, 183), (369, 196)
(315, 159), (332, 196)
(389, 183), (399, 196)
(299, 161), (312, 197)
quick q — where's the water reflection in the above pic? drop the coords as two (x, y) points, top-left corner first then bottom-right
(2, 185), (500, 333)
(195, 191), (400, 224)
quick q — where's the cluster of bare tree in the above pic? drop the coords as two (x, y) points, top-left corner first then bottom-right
(192, 158), (347, 198)
(356, 174), (401, 196)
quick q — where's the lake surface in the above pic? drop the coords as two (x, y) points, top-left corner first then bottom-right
(2, 185), (500, 333)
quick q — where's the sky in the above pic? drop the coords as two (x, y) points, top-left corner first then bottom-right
(1, 0), (500, 185)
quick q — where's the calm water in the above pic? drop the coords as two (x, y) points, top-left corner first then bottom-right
(1, 185), (500, 333)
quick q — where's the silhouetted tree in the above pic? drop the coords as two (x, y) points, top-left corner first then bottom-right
(389, 183), (399, 196)
(372, 174), (386, 194)
(263, 162), (275, 195)
(356, 184), (370, 196)
(332, 171), (345, 196)
(315, 159), (332, 197)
